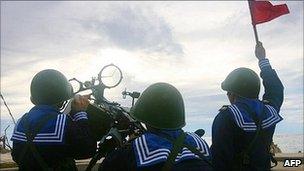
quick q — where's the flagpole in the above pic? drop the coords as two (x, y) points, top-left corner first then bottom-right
(248, 0), (259, 44)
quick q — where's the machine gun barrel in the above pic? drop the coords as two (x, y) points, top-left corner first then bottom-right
(68, 64), (144, 171)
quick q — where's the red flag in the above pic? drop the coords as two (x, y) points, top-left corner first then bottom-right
(250, 1), (290, 25)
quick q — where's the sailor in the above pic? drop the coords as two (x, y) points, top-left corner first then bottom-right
(11, 69), (97, 170)
(211, 42), (284, 171)
(100, 83), (213, 171)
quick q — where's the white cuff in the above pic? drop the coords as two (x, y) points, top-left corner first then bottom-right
(71, 111), (88, 121)
(259, 58), (271, 70)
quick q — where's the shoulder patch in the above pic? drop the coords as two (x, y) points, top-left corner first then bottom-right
(219, 105), (229, 111)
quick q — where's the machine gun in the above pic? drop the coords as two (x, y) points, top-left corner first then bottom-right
(67, 64), (145, 171)
(122, 88), (140, 107)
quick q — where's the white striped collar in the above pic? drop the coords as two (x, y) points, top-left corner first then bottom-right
(11, 114), (67, 143)
(133, 132), (210, 167)
(228, 104), (282, 132)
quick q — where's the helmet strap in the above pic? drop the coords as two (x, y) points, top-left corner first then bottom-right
(30, 96), (38, 105)
(227, 92), (238, 104)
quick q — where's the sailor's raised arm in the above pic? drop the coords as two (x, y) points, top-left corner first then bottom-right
(255, 42), (284, 111)
(66, 94), (97, 159)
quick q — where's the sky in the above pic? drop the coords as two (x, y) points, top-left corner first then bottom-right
(1, 1), (303, 136)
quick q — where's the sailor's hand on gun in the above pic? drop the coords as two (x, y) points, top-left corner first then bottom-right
(255, 41), (266, 60)
(71, 94), (90, 113)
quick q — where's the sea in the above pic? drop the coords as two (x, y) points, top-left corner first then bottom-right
(1, 119), (303, 153)
(203, 134), (304, 153)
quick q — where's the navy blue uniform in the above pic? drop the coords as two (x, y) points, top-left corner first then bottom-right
(101, 130), (213, 171)
(211, 59), (284, 171)
(11, 105), (97, 170)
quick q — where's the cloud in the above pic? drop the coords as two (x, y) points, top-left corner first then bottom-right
(1, 1), (184, 80)
(79, 4), (183, 56)
(0, 1), (303, 137)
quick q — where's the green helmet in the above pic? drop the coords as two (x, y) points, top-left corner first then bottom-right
(30, 69), (73, 105)
(130, 82), (185, 130)
(221, 67), (260, 98)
